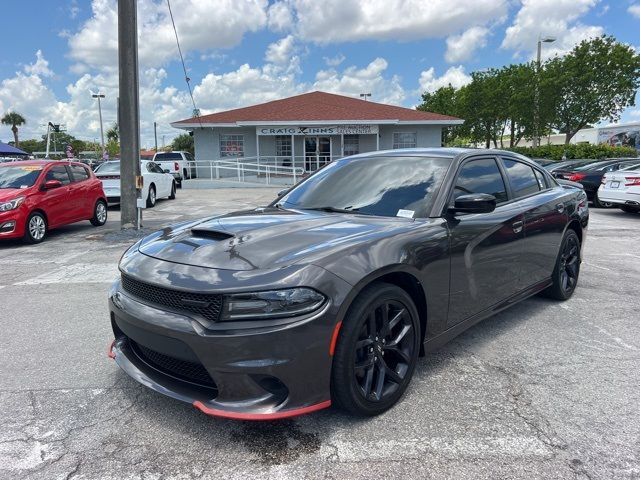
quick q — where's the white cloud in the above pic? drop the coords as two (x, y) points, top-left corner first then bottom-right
(445, 27), (489, 63)
(23, 50), (54, 78)
(265, 35), (296, 65)
(323, 54), (346, 67)
(288, 0), (508, 43)
(68, 0), (269, 70)
(501, 0), (603, 59)
(267, 1), (295, 32)
(629, 4), (640, 18)
(312, 58), (405, 105)
(419, 66), (472, 93)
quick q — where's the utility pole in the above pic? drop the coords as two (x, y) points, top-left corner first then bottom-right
(92, 92), (106, 158)
(154, 121), (158, 152)
(533, 36), (555, 148)
(118, 0), (141, 229)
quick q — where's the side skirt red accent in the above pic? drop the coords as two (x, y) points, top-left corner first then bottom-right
(192, 400), (332, 421)
(107, 340), (116, 359)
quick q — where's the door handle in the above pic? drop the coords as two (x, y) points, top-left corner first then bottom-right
(556, 203), (565, 213)
(512, 220), (523, 234)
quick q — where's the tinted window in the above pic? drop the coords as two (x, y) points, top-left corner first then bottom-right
(454, 158), (508, 203)
(154, 152), (182, 161)
(95, 162), (120, 174)
(502, 159), (540, 198)
(45, 165), (71, 185)
(281, 156), (451, 218)
(0, 165), (43, 188)
(534, 169), (547, 189)
(185, 153), (194, 162)
(150, 163), (165, 174)
(70, 165), (90, 182)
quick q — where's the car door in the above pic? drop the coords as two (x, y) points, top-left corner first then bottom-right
(143, 162), (163, 198)
(150, 162), (171, 197)
(40, 165), (73, 227)
(499, 157), (567, 290)
(445, 157), (525, 326)
(67, 164), (93, 219)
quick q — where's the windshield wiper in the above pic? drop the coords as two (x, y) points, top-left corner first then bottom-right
(305, 206), (359, 214)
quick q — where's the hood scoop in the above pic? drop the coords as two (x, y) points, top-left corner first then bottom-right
(189, 228), (234, 241)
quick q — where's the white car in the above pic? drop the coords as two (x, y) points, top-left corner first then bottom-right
(94, 160), (176, 207)
(598, 162), (640, 214)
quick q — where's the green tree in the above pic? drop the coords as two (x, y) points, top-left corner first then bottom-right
(1, 111), (26, 147)
(171, 133), (194, 155)
(106, 122), (119, 142)
(18, 138), (45, 154)
(543, 35), (640, 144)
(417, 85), (463, 145)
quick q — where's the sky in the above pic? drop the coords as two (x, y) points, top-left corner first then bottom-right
(1, 0), (639, 148)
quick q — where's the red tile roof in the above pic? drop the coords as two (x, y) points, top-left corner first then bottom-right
(172, 91), (461, 125)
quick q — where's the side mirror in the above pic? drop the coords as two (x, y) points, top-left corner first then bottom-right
(277, 189), (288, 198)
(42, 179), (63, 190)
(450, 193), (496, 214)
(163, 169), (170, 173)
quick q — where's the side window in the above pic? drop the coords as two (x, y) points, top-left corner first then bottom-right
(534, 169), (547, 190)
(502, 159), (541, 198)
(145, 162), (155, 173)
(151, 163), (164, 174)
(454, 158), (508, 203)
(45, 165), (71, 185)
(69, 165), (90, 182)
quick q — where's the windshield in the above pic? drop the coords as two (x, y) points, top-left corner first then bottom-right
(95, 162), (120, 174)
(280, 155), (452, 218)
(0, 165), (43, 188)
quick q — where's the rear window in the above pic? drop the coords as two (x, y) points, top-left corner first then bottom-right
(70, 165), (90, 181)
(154, 153), (182, 161)
(502, 159), (540, 198)
(96, 162), (120, 174)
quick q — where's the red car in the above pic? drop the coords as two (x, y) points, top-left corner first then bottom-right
(0, 160), (108, 244)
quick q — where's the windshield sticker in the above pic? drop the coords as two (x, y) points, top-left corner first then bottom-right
(397, 209), (414, 219)
(20, 166), (41, 172)
(20, 185), (29, 189)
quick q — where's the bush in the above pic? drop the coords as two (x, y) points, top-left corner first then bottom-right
(507, 144), (638, 160)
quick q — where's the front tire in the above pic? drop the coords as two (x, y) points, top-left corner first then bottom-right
(90, 200), (108, 226)
(146, 184), (156, 208)
(543, 229), (581, 300)
(331, 282), (420, 416)
(23, 212), (47, 244)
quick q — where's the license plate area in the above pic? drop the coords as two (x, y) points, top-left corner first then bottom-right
(610, 181), (620, 189)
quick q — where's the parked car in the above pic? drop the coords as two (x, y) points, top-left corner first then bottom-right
(543, 159), (595, 173)
(152, 151), (197, 187)
(551, 158), (640, 207)
(0, 160), (107, 244)
(94, 160), (176, 208)
(597, 162), (640, 214)
(107, 148), (588, 419)
(531, 158), (556, 167)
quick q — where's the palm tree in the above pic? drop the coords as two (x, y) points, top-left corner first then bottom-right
(106, 122), (119, 143)
(1, 111), (26, 147)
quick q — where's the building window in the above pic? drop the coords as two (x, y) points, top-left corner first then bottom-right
(393, 132), (417, 149)
(275, 135), (292, 158)
(220, 134), (244, 157)
(343, 135), (359, 156)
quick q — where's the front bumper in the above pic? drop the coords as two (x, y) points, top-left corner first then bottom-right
(0, 208), (26, 239)
(108, 266), (349, 419)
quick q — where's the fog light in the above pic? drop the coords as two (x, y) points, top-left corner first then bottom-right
(0, 221), (16, 233)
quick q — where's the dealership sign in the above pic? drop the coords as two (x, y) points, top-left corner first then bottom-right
(597, 125), (640, 151)
(257, 125), (379, 136)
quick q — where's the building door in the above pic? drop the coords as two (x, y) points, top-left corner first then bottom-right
(304, 136), (331, 172)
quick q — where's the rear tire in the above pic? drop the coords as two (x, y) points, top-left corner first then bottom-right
(168, 182), (176, 200)
(90, 200), (108, 226)
(23, 212), (47, 244)
(331, 282), (420, 416)
(542, 230), (581, 300)
(146, 184), (156, 208)
(620, 205), (640, 214)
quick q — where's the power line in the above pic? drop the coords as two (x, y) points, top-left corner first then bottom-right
(166, 0), (202, 128)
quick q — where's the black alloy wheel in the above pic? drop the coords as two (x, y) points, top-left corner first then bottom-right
(332, 283), (420, 416)
(543, 230), (581, 300)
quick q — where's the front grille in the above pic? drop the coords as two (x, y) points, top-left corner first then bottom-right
(121, 274), (222, 322)
(130, 339), (217, 389)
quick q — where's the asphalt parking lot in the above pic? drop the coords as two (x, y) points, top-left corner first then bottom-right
(1, 188), (639, 480)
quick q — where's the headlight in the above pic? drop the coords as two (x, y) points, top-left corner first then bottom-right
(220, 288), (326, 321)
(0, 196), (25, 212)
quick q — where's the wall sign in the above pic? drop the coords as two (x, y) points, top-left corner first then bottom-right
(257, 125), (379, 136)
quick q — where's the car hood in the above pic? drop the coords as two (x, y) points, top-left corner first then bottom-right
(138, 207), (415, 271)
(0, 188), (30, 202)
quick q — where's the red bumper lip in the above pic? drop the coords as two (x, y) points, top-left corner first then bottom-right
(192, 399), (331, 421)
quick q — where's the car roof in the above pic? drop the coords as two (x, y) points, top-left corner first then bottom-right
(0, 159), (87, 167)
(344, 147), (515, 161)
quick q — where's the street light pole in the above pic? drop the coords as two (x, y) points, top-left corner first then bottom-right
(92, 93), (106, 158)
(359, 93), (372, 101)
(533, 36), (555, 148)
